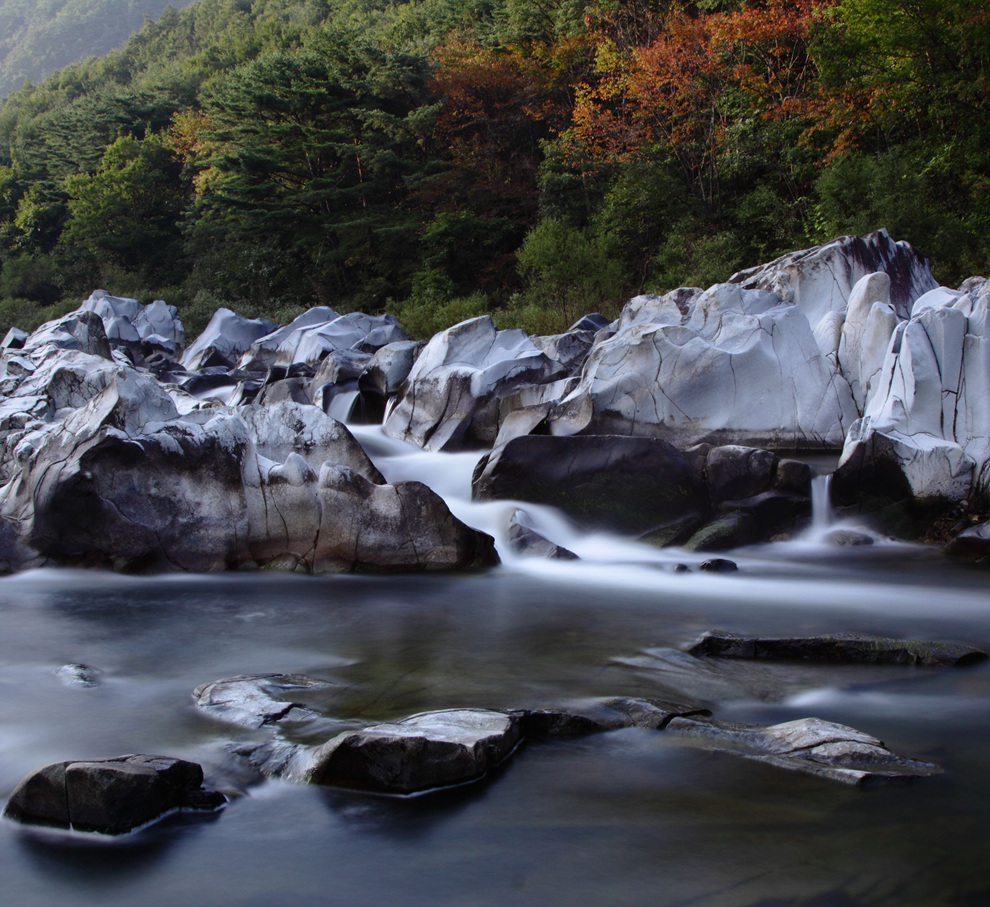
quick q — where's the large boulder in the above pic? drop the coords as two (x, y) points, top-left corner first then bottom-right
(236, 307), (340, 373)
(834, 278), (990, 518)
(731, 230), (937, 328)
(181, 308), (279, 372)
(80, 290), (185, 360)
(549, 282), (861, 448)
(237, 308), (409, 375)
(473, 434), (707, 536)
(383, 316), (570, 451)
(4, 755), (225, 835)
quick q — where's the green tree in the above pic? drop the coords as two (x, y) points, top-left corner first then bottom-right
(189, 27), (434, 308)
(60, 132), (186, 282)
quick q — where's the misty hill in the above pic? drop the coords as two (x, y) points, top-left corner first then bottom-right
(0, 0), (197, 97)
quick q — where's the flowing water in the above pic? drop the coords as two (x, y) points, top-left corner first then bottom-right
(2, 427), (989, 906)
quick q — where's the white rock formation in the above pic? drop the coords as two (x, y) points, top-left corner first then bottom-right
(837, 278), (990, 503)
(0, 310), (496, 574)
(181, 308), (279, 371)
(383, 315), (569, 450)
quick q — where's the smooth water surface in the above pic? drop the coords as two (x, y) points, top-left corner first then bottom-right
(1, 431), (989, 906)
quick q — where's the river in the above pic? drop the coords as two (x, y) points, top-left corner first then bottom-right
(1, 426), (989, 905)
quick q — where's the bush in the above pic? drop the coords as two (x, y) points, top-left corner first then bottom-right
(0, 252), (63, 306)
(650, 221), (748, 292)
(0, 295), (78, 336)
(388, 290), (491, 340)
(514, 217), (624, 332)
(813, 147), (984, 284)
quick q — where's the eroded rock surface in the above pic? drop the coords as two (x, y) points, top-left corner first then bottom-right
(193, 674), (335, 729)
(383, 316), (570, 451)
(666, 716), (941, 785)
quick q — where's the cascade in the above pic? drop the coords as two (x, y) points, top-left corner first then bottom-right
(810, 473), (835, 532)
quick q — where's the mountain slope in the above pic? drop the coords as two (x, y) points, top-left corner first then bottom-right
(0, 0), (197, 97)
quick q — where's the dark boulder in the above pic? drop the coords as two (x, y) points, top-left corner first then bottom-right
(698, 558), (738, 573)
(683, 513), (756, 552)
(773, 458), (813, 496)
(510, 698), (710, 739)
(4, 755), (226, 834)
(308, 708), (521, 795)
(944, 520), (990, 561)
(474, 435), (707, 536)
(706, 445), (777, 505)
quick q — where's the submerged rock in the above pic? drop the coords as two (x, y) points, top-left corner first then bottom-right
(822, 528), (875, 547)
(308, 708), (521, 795)
(697, 558), (739, 573)
(686, 631), (987, 667)
(193, 674), (335, 729)
(666, 716), (941, 785)
(4, 755), (226, 834)
(510, 698), (710, 738)
(55, 663), (102, 687)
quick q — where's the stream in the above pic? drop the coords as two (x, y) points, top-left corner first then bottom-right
(1, 425), (989, 905)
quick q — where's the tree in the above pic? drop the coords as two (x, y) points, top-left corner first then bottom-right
(187, 27), (433, 307)
(60, 132), (186, 281)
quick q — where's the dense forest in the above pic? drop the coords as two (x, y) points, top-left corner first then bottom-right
(0, 0), (987, 338)
(0, 0), (198, 98)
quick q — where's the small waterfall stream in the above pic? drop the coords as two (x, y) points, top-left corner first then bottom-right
(348, 424), (937, 606)
(810, 472), (835, 532)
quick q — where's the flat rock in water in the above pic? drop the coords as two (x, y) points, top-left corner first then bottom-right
(308, 708), (521, 795)
(665, 716), (941, 786)
(686, 631), (987, 667)
(193, 673), (337, 728)
(823, 528), (875, 547)
(3, 755), (226, 834)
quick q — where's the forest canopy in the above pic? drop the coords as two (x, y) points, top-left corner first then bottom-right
(0, 0), (987, 338)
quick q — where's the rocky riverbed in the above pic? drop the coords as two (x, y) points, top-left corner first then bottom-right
(3, 231), (990, 902)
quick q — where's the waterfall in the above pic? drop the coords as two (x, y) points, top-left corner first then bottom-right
(810, 473), (835, 532)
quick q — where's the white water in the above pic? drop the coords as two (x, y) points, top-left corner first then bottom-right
(810, 472), (834, 531)
(349, 425), (695, 571)
(348, 426), (959, 615)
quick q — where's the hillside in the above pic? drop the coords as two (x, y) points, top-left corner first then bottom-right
(0, 0), (986, 339)
(0, 0), (198, 98)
